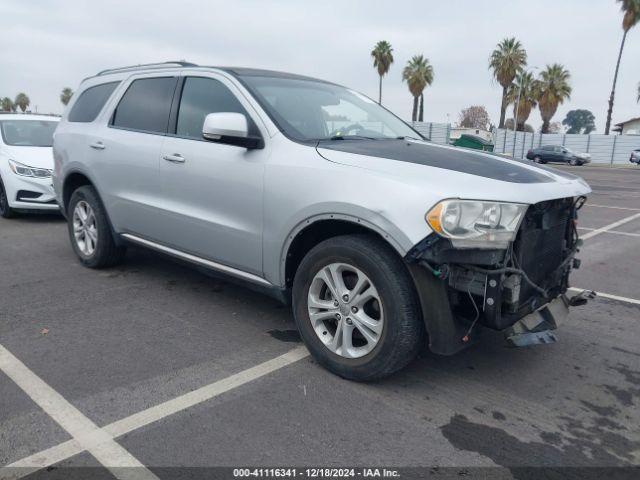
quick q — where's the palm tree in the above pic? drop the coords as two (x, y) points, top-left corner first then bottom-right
(537, 64), (572, 133)
(489, 37), (527, 129)
(371, 41), (394, 104)
(14, 93), (30, 113)
(402, 55), (434, 122)
(506, 71), (538, 131)
(1, 97), (13, 112)
(637, 81), (640, 103)
(605, 0), (640, 134)
(60, 87), (74, 106)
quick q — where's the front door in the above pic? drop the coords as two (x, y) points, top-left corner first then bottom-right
(157, 75), (268, 277)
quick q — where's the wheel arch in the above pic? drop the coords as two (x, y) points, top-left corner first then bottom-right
(281, 214), (407, 290)
(62, 170), (96, 216)
(62, 170), (123, 247)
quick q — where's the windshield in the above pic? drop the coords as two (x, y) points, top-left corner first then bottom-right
(239, 75), (420, 142)
(0, 120), (58, 147)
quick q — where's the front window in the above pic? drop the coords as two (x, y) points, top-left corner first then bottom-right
(0, 120), (58, 147)
(239, 75), (420, 142)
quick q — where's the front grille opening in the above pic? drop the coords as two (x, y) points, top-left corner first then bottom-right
(16, 190), (43, 201)
(513, 197), (575, 306)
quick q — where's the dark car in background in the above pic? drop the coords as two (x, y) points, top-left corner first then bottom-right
(630, 149), (640, 165)
(526, 145), (591, 166)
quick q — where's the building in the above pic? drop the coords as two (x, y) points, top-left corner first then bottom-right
(613, 117), (640, 135)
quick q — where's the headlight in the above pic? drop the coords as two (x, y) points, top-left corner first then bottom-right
(8, 159), (52, 178)
(426, 199), (528, 249)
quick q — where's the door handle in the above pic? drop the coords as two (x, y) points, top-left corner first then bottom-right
(162, 153), (185, 163)
(89, 141), (105, 150)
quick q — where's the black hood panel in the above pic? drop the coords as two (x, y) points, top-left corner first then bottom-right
(318, 139), (554, 184)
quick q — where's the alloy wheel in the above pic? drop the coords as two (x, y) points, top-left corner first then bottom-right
(307, 262), (384, 358)
(72, 200), (98, 256)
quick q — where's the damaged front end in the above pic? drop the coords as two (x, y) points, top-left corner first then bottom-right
(406, 196), (593, 355)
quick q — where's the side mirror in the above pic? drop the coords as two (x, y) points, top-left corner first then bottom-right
(202, 112), (264, 149)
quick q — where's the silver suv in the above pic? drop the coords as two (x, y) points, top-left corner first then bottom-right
(54, 61), (592, 380)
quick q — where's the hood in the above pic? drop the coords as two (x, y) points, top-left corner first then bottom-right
(316, 138), (591, 203)
(1, 145), (54, 169)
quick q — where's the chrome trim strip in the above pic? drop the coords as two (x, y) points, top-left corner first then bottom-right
(121, 233), (272, 287)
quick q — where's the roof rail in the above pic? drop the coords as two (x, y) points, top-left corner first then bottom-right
(96, 61), (198, 76)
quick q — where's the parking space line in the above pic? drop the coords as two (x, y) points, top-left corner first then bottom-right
(0, 344), (159, 480)
(580, 212), (640, 240)
(578, 227), (640, 238)
(569, 287), (640, 306)
(586, 204), (640, 211)
(105, 345), (309, 438)
(3, 346), (309, 478)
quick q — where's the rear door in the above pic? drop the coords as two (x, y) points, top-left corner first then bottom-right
(96, 75), (178, 238)
(157, 74), (268, 276)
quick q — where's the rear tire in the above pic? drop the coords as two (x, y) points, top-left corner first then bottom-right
(534, 156), (545, 164)
(67, 185), (126, 268)
(0, 176), (16, 219)
(292, 234), (424, 381)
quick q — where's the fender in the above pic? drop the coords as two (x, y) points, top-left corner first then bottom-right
(277, 212), (411, 288)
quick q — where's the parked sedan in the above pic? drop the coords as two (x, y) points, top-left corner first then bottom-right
(630, 149), (640, 165)
(526, 145), (591, 166)
(0, 114), (60, 218)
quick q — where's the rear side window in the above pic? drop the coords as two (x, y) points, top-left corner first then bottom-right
(176, 77), (257, 139)
(68, 82), (120, 123)
(112, 77), (178, 134)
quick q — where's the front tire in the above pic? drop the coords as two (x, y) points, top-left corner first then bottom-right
(0, 176), (16, 219)
(292, 234), (424, 381)
(67, 185), (126, 268)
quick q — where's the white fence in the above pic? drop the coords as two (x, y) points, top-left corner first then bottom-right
(411, 122), (451, 145)
(493, 128), (640, 165)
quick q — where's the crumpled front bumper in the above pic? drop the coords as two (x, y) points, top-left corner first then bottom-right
(405, 196), (587, 355)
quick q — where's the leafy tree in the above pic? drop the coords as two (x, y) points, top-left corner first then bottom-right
(506, 71), (538, 131)
(60, 87), (74, 106)
(458, 106), (491, 130)
(605, 0), (640, 134)
(562, 109), (596, 134)
(537, 64), (572, 133)
(489, 37), (527, 128)
(370, 41), (394, 105)
(14, 93), (30, 113)
(1, 97), (13, 112)
(402, 55), (434, 122)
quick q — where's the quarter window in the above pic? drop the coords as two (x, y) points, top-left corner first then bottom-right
(68, 82), (120, 123)
(176, 77), (256, 139)
(112, 77), (178, 134)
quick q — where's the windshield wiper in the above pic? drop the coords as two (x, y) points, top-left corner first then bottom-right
(396, 136), (422, 141)
(327, 135), (379, 141)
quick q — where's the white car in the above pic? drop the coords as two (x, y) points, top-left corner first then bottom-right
(0, 114), (60, 218)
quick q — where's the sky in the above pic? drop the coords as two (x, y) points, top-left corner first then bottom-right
(1, 0), (639, 132)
